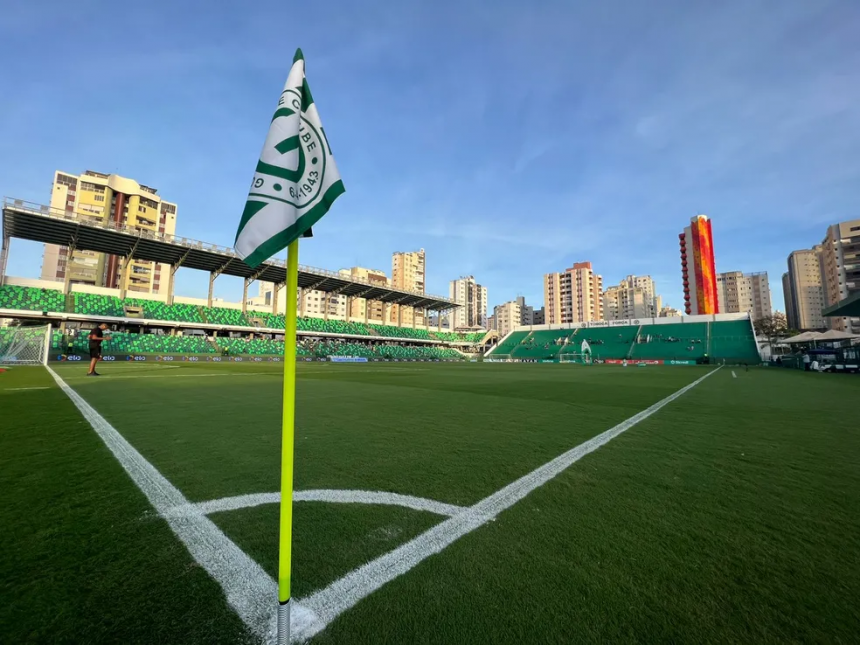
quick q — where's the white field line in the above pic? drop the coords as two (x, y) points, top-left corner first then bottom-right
(4, 386), (51, 391)
(45, 366), (320, 642)
(165, 490), (466, 520)
(294, 366), (721, 641)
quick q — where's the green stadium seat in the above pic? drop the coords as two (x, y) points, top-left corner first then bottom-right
(202, 306), (252, 327)
(709, 320), (760, 363)
(0, 285), (65, 312)
(125, 298), (204, 323)
(629, 323), (708, 361)
(73, 292), (125, 318)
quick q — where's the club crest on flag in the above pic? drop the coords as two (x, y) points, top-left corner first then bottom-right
(234, 48), (344, 268)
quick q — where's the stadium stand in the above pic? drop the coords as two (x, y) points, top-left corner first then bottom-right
(709, 319), (760, 363)
(126, 298), (205, 323)
(72, 292), (126, 318)
(576, 327), (638, 360)
(0, 285), (65, 312)
(366, 323), (434, 341)
(488, 318), (760, 364)
(510, 330), (574, 359)
(629, 323), (708, 360)
(491, 330), (529, 355)
(201, 306), (252, 327)
(54, 331), (215, 355)
(298, 317), (372, 336)
(216, 336), (285, 355)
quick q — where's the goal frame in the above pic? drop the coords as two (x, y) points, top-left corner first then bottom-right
(485, 353), (514, 362)
(559, 352), (591, 364)
(0, 324), (52, 366)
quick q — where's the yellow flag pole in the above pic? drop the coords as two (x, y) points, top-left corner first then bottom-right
(278, 238), (299, 644)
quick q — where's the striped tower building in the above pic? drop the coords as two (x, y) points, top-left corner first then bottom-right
(680, 214), (719, 315)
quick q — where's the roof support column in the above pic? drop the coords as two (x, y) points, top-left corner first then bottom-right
(438, 309), (443, 332)
(242, 278), (250, 314)
(412, 306), (416, 329)
(299, 287), (305, 318)
(0, 234), (10, 287)
(167, 249), (190, 307)
(364, 298), (369, 324)
(62, 240), (77, 298)
(208, 273), (216, 309)
(272, 283), (283, 316)
(324, 292), (330, 321)
(208, 259), (234, 309)
(119, 257), (132, 300)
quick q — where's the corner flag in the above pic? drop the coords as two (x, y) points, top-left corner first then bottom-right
(233, 48), (344, 645)
(234, 48), (345, 268)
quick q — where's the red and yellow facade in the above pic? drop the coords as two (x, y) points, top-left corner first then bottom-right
(680, 215), (719, 315)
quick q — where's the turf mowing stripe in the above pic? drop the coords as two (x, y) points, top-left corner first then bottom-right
(167, 490), (467, 519)
(296, 367), (721, 641)
(61, 372), (277, 381)
(46, 366), (322, 643)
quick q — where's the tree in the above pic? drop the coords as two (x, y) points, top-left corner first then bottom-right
(754, 313), (792, 344)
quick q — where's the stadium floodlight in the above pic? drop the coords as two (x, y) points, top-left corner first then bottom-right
(0, 324), (51, 366)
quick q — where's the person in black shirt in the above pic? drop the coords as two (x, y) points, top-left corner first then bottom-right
(87, 323), (110, 376)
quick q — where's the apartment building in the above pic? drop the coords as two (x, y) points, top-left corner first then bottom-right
(389, 249), (425, 326)
(819, 219), (860, 333)
(450, 275), (488, 329)
(716, 271), (772, 321)
(603, 275), (662, 321)
(544, 262), (603, 324)
(41, 170), (177, 295)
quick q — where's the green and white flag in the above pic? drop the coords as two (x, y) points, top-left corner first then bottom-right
(234, 48), (345, 268)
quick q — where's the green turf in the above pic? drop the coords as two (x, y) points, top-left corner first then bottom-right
(2, 362), (858, 644)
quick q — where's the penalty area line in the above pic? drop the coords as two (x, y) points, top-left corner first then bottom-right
(295, 367), (721, 640)
(45, 366), (319, 642)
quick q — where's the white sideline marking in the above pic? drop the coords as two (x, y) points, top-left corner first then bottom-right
(5, 386), (50, 391)
(732, 370), (737, 378)
(46, 366), (321, 642)
(166, 490), (466, 519)
(294, 367), (721, 641)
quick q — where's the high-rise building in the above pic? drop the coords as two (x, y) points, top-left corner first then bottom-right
(450, 276), (488, 329)
(716, 271), (772, 321)
(603, 275), (661, 321)
(390, 249), (425, 326)
(782, 273), (796, 330)
(493, 299), (521, 338)
(532, 307), (545, 325)
(819, 219), (860, 333)
(544, 262), (603, 324)
(659, 306), (683, 318)
(492, 296), (534, 337)
(680, 214), (718, 315)
(41, 170), (177, 294)
(341, 267), (389, 321)
(785, 247), (826, 331)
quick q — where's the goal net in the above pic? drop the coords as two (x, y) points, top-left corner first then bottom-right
(485, 353), (513, 362)
(559, 352), (591, 364)
(0, 324), (51, 366)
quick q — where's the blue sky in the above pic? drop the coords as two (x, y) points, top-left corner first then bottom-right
(2, 0), (858, 313)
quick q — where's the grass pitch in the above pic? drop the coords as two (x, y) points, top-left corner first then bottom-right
(1, 362), (859, 643)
